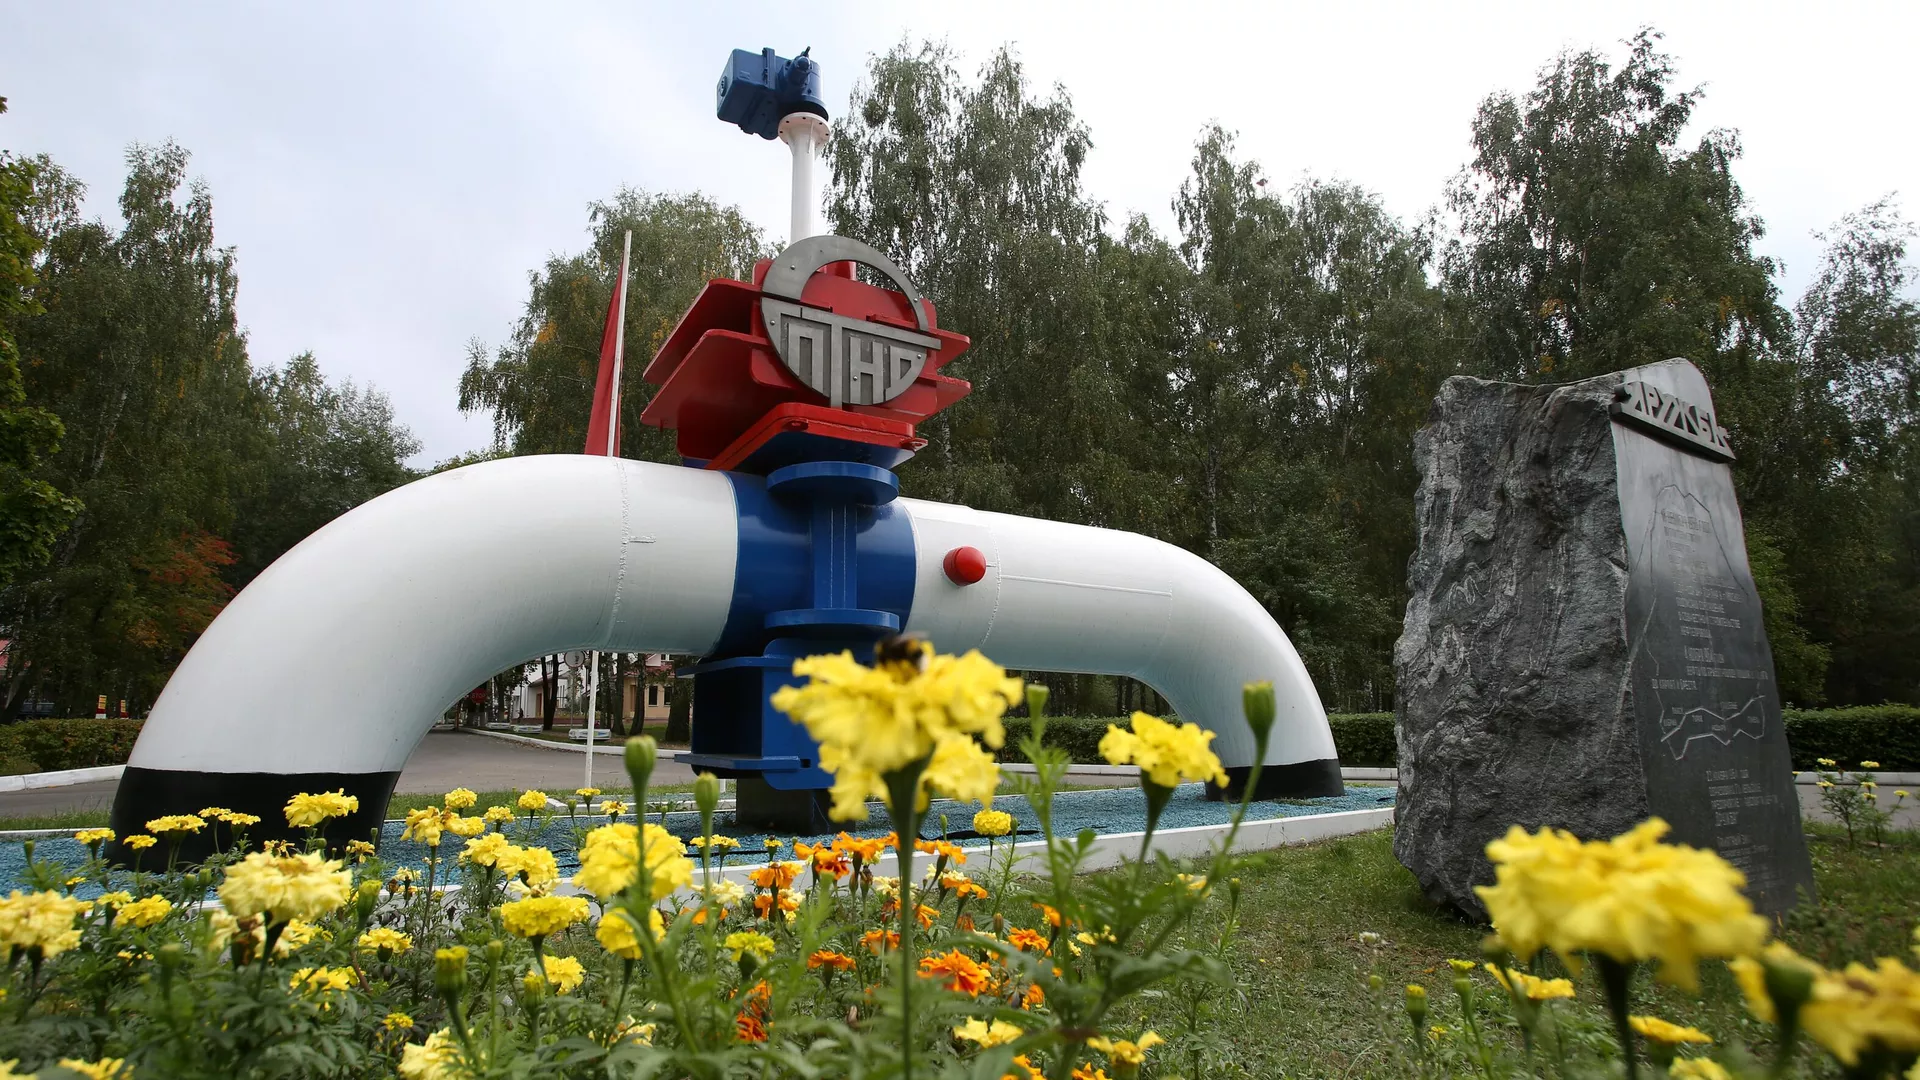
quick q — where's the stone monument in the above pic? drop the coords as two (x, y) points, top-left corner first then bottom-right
(1393, 358), (1814, 916)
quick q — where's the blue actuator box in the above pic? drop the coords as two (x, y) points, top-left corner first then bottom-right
(716, 47), (827, 140)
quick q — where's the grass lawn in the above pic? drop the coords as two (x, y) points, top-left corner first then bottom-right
(1105, 823), (1916, 1078)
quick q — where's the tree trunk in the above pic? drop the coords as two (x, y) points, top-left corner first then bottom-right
(541, 654), (558, 730)
(608, 653), (630, 738)
(665, 672), (691, 745)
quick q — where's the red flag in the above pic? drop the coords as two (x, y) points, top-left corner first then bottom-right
(585, 233), (631, 456)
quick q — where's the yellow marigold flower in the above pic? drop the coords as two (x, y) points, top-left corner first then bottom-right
(1631, 1016), (1713, 1045)
(460, 832), (513, 867)
(516, 790), (549, 812)
(291, 966), (356, 994)
(74, 828), (116, 846)
(769, 647), (1022, 822)
(346, 840), (377, 859)
(1087, 1031), (1165, 1067)
(499, 895), (589, 939)
(1862, 761), (1882, 770)
(595, 908), (662, 959)
(383, 1011), (415, 1031)
(398, 1028), (465, 1080)
(482, 805), (515, 825)
(725, 931), (777, 963)
(402, 808), (444, 846)
(96, 891), (134, 907)
(497, 845), (560, 892)
(1669, 1059), (1732, 1080)
(688, 835), (742, 851)
(226, 812), (260, 828)
(199, 806), (233, 821)
(1790, 956), (1920, 1065)
(283, 790), (358, 828)
(123, 835), (156, 851)
(56, 1059), (129, 1080)
(953, 1017), (1024, 1047)
(359, 927), (413, 955)
(217, 850), (353, 923)
(598, 799), (628, 817)
(144, 814), (206, 836)
(540, 954), (586, 993)
(442, 788), (478, 810)
(1447, 958), (1477, 973)
(575, 787), (601, 799)
(1474, 818), (1767, 991)
(922, 734), (1002, 809)
(1817, 757), (1837, 767)
(764, 838), (784, 850)
(572, 822), (692, 902)
(0, 890), (90, 960)
(1098, 713), (1228, 788)
(1484, 963), (1573, 1001)
(116, 895), (172, 928)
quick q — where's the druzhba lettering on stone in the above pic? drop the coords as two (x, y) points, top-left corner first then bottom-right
(1610, 381), (1735, 461)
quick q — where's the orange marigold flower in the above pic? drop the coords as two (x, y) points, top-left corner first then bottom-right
(735, 1011), (768, 1042)
(919, 948), (993, 995)
(915, 903), (940, 929)
(1033, 902), (1063, 928)
(747, 860), (801, 891)
(915, 838), (967, 864)
(808, 949), (857, 972)
(1009, 927), (1051, 954)
(835, 832), (888, 862)
(862, 928), (900, 953)
(1070, 1066), (1110, 1080)
(1004, 1055), (1042, 1080)
(1022, 982), (1046, 1009)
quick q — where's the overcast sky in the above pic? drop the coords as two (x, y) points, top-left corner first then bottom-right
(5, 2), (1914, 465)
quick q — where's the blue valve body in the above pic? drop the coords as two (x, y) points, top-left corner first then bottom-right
(716, 48), (828, 139)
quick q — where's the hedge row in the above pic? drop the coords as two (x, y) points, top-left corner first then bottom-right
(1003, 708), (1920, 772)
(0, 717), (145, 775)
(2, 706), (1913, 778)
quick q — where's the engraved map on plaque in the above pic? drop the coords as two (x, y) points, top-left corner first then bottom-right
(1612, 360), (1814, 913)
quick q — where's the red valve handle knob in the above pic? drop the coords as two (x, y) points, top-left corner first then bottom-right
(942, 545), (987, 586)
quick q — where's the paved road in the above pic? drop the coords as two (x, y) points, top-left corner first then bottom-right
(0, 731), (698, 820)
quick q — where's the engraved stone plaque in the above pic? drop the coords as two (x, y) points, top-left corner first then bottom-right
(1614, 362), (1813, 912)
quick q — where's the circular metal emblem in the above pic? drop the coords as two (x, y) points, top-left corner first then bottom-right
(760, 236), (940, 408)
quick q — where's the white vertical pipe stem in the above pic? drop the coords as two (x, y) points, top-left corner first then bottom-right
(779, 114), (829, 243)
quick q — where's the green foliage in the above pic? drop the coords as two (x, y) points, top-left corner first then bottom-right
(1782, 706), (1920, 771)
(459, 188), (769, 461)
(0, 140), (417, 716)
(0, 96), (81, 594)
(0, 716), (142, 774)
(1328, 713), (1397, 768)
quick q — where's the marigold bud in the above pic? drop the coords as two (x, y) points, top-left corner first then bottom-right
(1405, 983), (1428, 1022)
(157, 943), (186, 970)
(522, 969), (548, 1001)
(1242, 681), (1276, 747)
(1025, 684), (1050, 720)
(695, 772), (721, 817)
(626, 735), (658, 791)
(434, 946), (469, 998)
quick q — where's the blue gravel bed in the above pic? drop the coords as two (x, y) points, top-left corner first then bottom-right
(1, 783), (1396, 895)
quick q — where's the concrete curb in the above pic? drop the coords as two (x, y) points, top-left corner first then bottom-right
(461, 727), (663, 758)
(0, 765), (124, 793)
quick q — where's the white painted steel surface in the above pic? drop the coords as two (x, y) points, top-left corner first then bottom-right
(128, 457), (739, 776)
(899, 500), (1336, 769)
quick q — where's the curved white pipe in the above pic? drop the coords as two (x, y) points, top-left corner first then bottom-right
(112, 454), (1339, 848)
(899, 500), (1335, 772)
(127, 455), (738, 776)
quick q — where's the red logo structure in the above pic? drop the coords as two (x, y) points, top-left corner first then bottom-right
(639, 237), (972, 474)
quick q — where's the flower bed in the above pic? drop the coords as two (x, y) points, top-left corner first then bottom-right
(1, 651), (1915, 1079)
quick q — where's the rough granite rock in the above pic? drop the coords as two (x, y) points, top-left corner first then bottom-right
(1392, 371), (1648, 917)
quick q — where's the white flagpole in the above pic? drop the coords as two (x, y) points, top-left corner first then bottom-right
(585, 232), (633, 793)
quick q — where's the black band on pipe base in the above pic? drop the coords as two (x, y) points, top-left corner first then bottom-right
(1204, 758), (1345, 802)
(108, 766), (401, 867)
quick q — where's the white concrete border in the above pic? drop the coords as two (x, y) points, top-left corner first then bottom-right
(0, 765), (124, 792)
